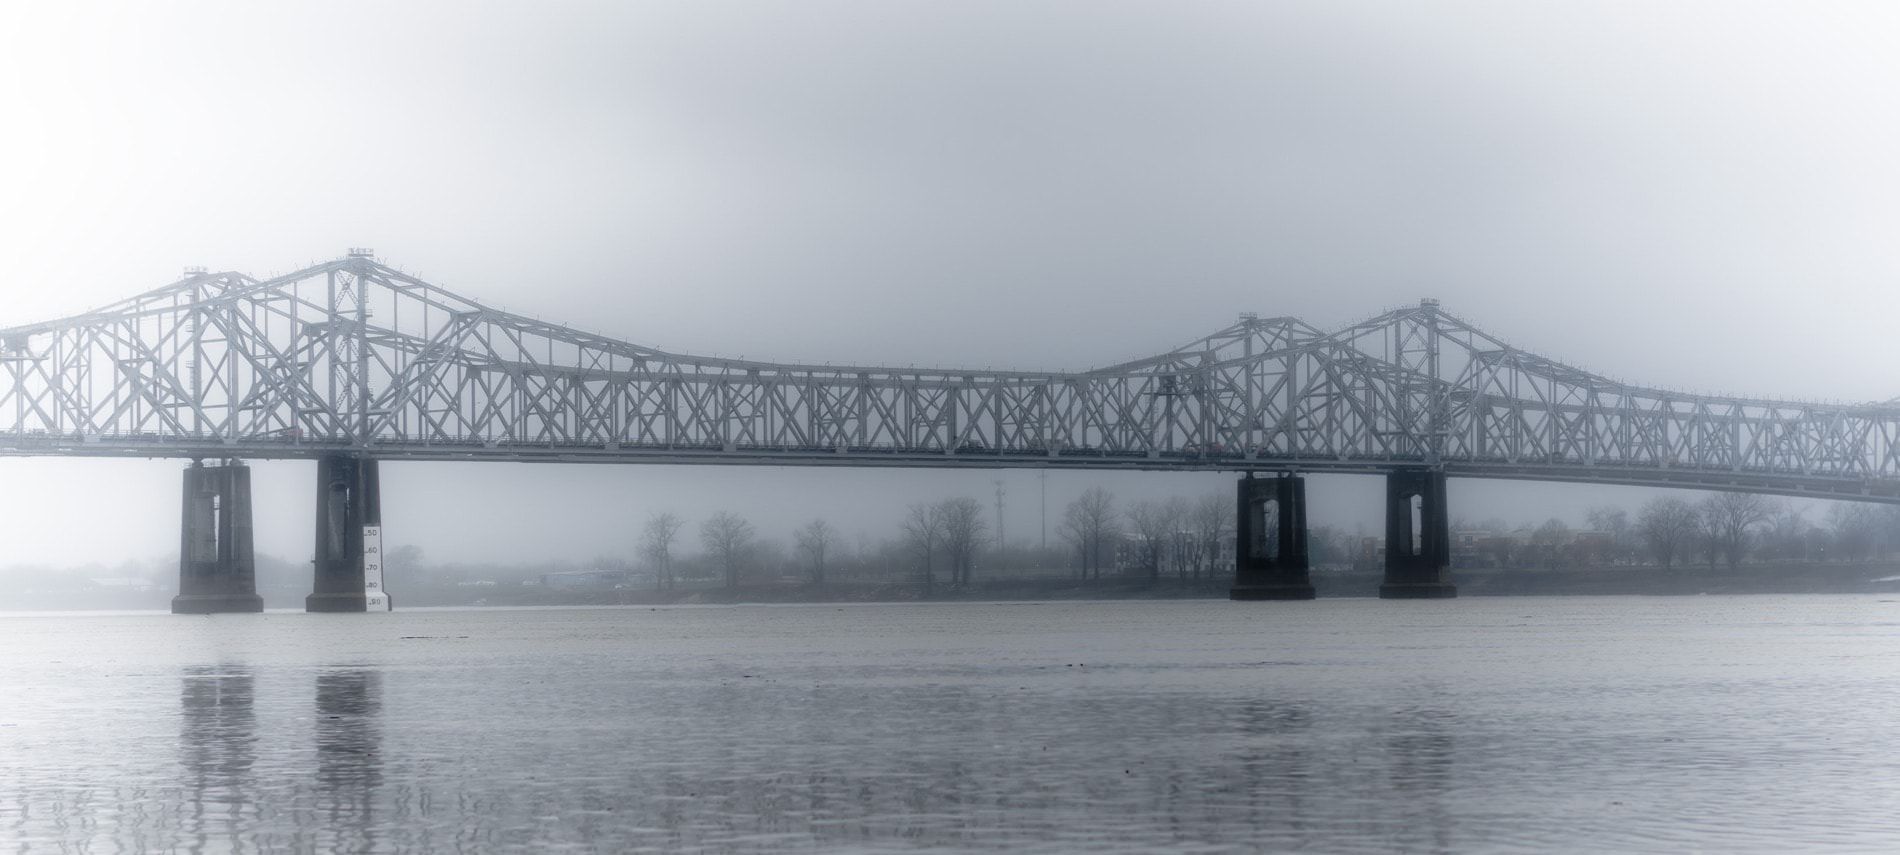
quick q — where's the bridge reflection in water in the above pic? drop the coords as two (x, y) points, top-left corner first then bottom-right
(176, 666), (385, 853)
(314, 668), (382, 852)
(5, 250), (1898, 608)
(178, 665), (256, 846)
(0, 600), (1873, 850)
(160, 651), (1464, 850)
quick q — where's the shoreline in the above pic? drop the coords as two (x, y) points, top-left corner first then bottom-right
(8, 563), (1900, 611)
(392, 562), (1900, 608)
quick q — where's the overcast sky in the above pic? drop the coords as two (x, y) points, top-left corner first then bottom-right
(2, 1), (1899, 569)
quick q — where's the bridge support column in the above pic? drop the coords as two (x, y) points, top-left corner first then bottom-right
(172, 461), (265, 614)
(1380, 468), (1457, 599)
(306, 455), (385, 613)
(1230, 474), (1315, 600)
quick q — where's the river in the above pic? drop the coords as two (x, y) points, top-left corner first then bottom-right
(2, 596), (1897, 852)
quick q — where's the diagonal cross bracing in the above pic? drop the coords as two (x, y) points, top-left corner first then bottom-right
(3, 253), (1900, 503)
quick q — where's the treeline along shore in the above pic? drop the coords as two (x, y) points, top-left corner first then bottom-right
(14, 486), (1900, 610)
(389, 563), (1900, 607)
(8, 559), (1900, 611)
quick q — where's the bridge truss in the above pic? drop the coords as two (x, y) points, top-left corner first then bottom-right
(3, 250), (1898, 502)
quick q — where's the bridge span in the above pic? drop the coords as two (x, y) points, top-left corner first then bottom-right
(3, 250), (1896, 608)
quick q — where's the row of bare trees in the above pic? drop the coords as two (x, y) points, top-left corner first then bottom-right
(636, 500), (996, 592)
(1639, 493), (1825, 571)
(641, 510), (839, 589)
(901, 498), (988, 592)
(1482, 493), (1822, 572)
(1443, 490), (1900, 573)
(634, 485), (1230, 593)
(1059, 488), (1233, 583)
(1620, 493), (1900, 570)
(636, 485), (1899, 591)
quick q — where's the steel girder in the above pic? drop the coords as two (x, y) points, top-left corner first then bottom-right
(3, 253), (1899, 503)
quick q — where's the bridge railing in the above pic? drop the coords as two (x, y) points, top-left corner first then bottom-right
(5, 254), (1900, 500)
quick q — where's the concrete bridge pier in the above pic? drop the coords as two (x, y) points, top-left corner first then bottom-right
(172, 460), (265, 614)
(1230, 474), (1316, 600)
(307, 454), (385, 613)
(1381, 468), (1457, 599)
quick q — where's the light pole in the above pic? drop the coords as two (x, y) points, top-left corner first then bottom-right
(994, 479), (1006, 566)
(1039, 470), (1047, 556)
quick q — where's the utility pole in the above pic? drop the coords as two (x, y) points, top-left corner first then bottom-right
(993, 479), (1006, 566)
(1039, 470), (1047, 555)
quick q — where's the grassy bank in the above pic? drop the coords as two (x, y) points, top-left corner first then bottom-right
(1448, 562), (1900, 597)
(386, 563), (1900, 607)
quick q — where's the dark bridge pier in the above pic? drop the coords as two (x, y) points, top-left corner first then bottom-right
(172, 460), (265, 614)
(307, 454), (383, 613)
(1380, 468), (1457, 599)
(1230, 474), (1316, 600)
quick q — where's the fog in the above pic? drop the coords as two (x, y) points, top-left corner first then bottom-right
(3, 1), (1900, 567)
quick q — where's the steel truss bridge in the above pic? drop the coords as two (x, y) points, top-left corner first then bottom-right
(3, 249), (1899, 504)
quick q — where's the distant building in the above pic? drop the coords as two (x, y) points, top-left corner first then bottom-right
(540, 570), (630, 590)
(88, 577), (159, 592)
(1449, 528), (1616, 569)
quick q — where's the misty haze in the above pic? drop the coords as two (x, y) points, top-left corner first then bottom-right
(5, 1), (1900, 852)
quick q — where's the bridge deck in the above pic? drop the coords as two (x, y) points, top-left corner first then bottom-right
(4, 252), (1898, 503)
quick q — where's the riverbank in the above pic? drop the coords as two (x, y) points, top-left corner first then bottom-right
(394, 578), (1239, 608)
(381, 562), (1900, 607)
(1451, 562), (1900, 597)
(9, 563), (1900, 611)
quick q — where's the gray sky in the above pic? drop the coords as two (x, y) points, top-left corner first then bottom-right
(2, 1), (1898, 567)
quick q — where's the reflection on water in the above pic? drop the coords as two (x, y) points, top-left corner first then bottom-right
(180, 664), (256, 851)
(1, 598), (1899, 852)
(315, 668), (382, 853)
(1229, 698), (1316, 846)
(1386, 705), (1456, 854)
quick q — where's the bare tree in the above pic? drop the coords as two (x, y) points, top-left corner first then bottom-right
(1586, 505), (1631, 556)
(902, 502), (944, 594)
(1311, 524), (1349, 566)
(1059, 487), (1117, 580)
(1700, 492), (1770, 571)
(1760, 500), (1807, 561)
(1637, 497), (1698, 570)
(937, 497), (989, 587)
(1127, 499), (1181, 584)
(1697, 511), (1721, 570)
(1878, 506), (1900, 559)
(1188, 493), (1230, 580)
(643, 511), (686, 590)
(1532, 517), (1570, 567)
(795, 519), (838, 584)
(1163, 496), (1192, 582)
(700, 511), (755, 588)
(1532, 517), (1570, 545)
(1828, 502), (1880, 561)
